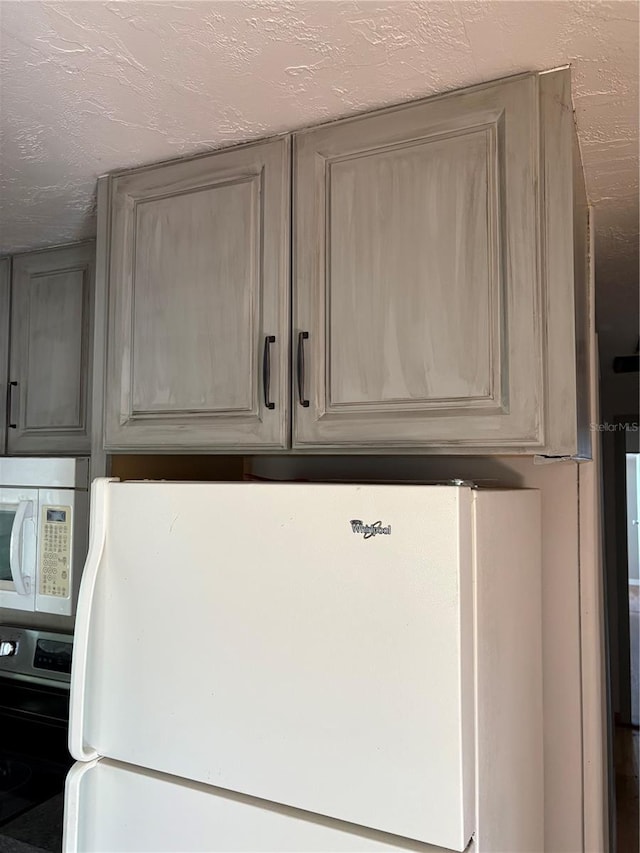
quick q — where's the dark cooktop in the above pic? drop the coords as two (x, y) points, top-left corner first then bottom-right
(0, 628), (73, 852)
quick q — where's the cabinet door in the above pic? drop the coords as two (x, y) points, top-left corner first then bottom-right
(0, 258), (9, 454)
(8, 243), (94, 455)
(104, 137), (290, 451)
(293, 75), (543, 450)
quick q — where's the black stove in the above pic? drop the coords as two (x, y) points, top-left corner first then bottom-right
(0, 627), (72, 850)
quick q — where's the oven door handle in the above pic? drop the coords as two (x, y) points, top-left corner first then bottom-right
(10, 500), (34, 596)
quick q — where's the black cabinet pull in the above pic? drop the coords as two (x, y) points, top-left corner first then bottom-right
(7, 381), (17, 428)
(263, 336), (276, 410)
(297, 331), (310, 408)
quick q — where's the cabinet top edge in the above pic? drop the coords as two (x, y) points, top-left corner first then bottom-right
(293, 69), (547, 140)
(10, 238), (96, 261)
(100, 68), (569, 183)
(539, 64), (571, 76)
(103, 132), (291, 183)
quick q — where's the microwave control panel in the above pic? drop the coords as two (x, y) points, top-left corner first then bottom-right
(39, 505), (72, 598)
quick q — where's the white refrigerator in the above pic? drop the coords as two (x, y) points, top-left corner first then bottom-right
(63, 480), (543, 853)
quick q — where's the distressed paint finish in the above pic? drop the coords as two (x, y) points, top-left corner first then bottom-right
(104, 136), (290, 451)
(0, 259), (9, 454)
(26, 270), (85, 426)
(327, 129), (494, 407)
(539, 68), (591, 459)
(100, 69), (589, 456)
(294, 73), (543, 449)
(131, 178), (257, 414)
(572, 111), (593, 462)
(8, 242), (94, 455)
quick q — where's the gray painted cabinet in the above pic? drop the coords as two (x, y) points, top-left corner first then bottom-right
(100, 69), (588, 456)
(293, 70), (588, 455)
(0, 258), (10, 455)
(8, 243), (94, 455)
(103, 137), (290, 451)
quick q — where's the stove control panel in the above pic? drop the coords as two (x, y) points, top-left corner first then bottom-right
(0, 628), (72, 686)
(33, 638), (72, 674)
(0, 640), (17, 656)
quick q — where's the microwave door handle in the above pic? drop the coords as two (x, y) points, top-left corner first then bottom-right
(9, 500), (34, 596)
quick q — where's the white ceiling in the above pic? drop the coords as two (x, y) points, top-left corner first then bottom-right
(1, 1), (638, 359)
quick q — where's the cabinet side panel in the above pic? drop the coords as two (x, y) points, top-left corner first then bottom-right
(0, 258), (10, 454)
(91, 176), (111, 476)
(473, 490), (543, 852)
(539, 69), (585, 457)
(573, 130), (592, 460)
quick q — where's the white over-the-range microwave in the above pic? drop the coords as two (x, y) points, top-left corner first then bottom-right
(0, 458), (89, 617)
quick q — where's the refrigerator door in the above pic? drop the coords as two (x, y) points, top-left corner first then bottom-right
(71, 481), (474, 850)
(64, 758), (441, 853)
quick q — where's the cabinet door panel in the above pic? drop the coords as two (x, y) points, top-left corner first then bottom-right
(105, 138), (289, 451)
(131, 180), (256, 414)
(25, 270), (85, 426)
(0, 259), (9, 454)
(294, 75), (542, 450)
(328, 130), (495, 408)
(8, 243), (94, 455)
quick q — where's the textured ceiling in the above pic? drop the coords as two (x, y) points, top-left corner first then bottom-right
(0, 0), (638, 359)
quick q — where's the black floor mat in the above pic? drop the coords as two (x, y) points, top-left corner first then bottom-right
(0, 837), (48, 853)
(0, 794), (63, 853)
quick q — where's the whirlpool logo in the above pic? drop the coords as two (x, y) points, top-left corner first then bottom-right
(349, 520), (392, 539)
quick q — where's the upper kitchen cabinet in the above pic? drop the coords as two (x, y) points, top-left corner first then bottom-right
(99, 69), (588, 456)
(0, 259), (9, 455)
(293, 69), (590, 456)
(102, 136), (290, 452)
(8, 243), (95, 455)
